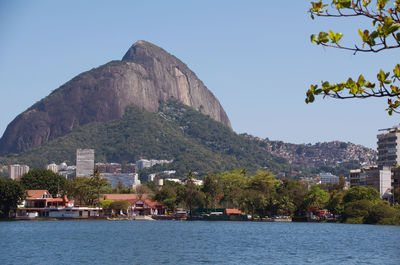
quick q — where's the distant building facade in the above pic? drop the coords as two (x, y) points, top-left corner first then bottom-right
(8, 164), (29, 180)
(349, 166), (392, 197)
(377, 125), (400, 168)
(76, 149), (94, 177)
(101, 173), (140, 188)
(136, 159), (172, 170)
(95, 162), (136, 174)
(136, 159), (151, 170)
(46, 163), (59, 173)
(318, 173), (339, 185)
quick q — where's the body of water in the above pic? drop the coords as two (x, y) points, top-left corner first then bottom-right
(0, 220), (399, 264)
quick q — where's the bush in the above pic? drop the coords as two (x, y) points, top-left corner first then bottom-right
(345, 217), (364, 224)
(343, 200), (373, 220)
(364, 201), (400, 225)
(377, 217), (400, 226)
(99, 200), (114, 209)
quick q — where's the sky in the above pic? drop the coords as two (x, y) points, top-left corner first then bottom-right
(0, 0), (399, 149)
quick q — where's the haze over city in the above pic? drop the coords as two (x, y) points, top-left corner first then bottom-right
(1, 1), (399, 148)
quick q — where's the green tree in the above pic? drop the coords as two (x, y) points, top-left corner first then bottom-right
(154, 186), (177, 213)
(343, 186), (380, 203)
(218, 169), (249, 208)
(20, 169), (66, 197)
(343, 199), (374, 224)
(0, 178), (25, 218)
(326, 190), (345, 216)
(394, 186), (400, 203)
(240, 189), (267, 218)
(99, 199), (114, 209)
(64, 176), (110, 206)
(202, 173), (221, 209)
(304, 185), (329, 208)
(306, 1), (400, 115)
(183, 171), (205, 217)
(64, 177), (95, 206)
(90, 167), (110, 205)
(110, 201), (131, 215)
(364, 200), (400, 225)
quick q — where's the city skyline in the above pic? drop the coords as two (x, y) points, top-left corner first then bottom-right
(1, 1), (399, 149)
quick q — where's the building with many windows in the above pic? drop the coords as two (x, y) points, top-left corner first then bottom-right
(318, 173), (340, 185)
(377, 125), (400, 168)
(349, 166), (392, 197)
(8, 164), (29, 180)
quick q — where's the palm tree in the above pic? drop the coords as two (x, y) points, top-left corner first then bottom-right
(91, 167), (102, 206)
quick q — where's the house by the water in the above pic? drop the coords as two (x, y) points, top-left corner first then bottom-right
(14, 190), (102, 219)
(102, 194), (167, 216)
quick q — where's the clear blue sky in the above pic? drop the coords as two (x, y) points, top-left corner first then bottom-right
(0, 0), (398, 149)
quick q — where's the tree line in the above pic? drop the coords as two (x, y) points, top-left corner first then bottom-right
(1, 168), (400, 225)
(152, 169), (400, 225)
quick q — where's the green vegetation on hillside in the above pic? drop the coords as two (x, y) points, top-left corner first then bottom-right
(0, 100), (289, 176)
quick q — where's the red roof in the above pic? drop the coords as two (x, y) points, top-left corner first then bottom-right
(225, 209), (242, 215)
(102, 194), (150, 201)
(26, 190), (51, 199)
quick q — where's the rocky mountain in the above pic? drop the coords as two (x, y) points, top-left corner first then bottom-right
(0, 40), (231, 155)
(0, 41), (375, 178)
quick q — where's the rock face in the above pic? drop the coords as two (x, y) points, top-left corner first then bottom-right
(0, 40), (231, 155)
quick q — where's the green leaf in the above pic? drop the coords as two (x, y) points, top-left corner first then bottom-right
(378, 69), (386, 82)
(318, 32), (329, 43)
(362, 0), (371, 7)
(391, 85), (399, 94)
(394, 64), (400, 77)
(310, 34), (319, 44)
(370, 31), (378, 39)
(328, 30), (343, 43)
(357, 75), (366, 86)
(310, 84), (318, 92)
(314, 88), (323, 94)
(350, 85), (358, 94)
(389, 24), (400, 34)
(366, 81), (376, 89)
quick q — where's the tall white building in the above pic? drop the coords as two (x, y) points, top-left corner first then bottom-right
(8, 164), (29, 180)
(76, 149), (94, 177)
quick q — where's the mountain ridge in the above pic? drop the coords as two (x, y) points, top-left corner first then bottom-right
(0, 41), (231, 155)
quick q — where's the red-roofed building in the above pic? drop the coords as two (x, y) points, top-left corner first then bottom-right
(102, 194), (166, 216)
(131, 199), (167, 216)
(15, 190), (101, 219)
(225, 209), (242, 215)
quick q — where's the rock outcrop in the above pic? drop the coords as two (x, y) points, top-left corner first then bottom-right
(0, 41), (231, 155)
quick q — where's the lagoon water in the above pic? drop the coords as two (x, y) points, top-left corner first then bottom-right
(0, 221), (399, 265)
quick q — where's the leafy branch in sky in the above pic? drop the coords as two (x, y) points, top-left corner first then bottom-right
(305, 0), (400, 115)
